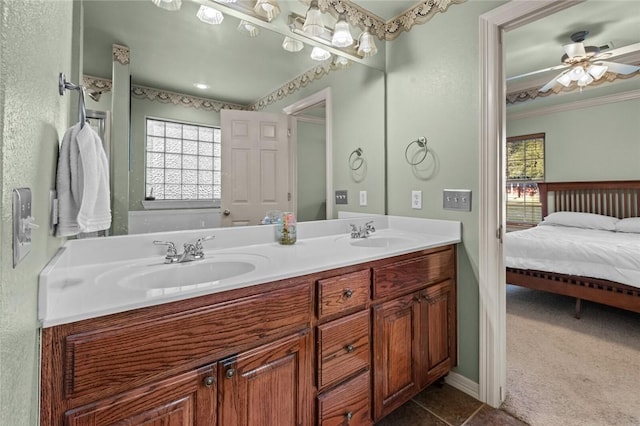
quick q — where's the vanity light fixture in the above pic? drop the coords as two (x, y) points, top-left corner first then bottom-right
(237, 20), (260, 37)
(282, 36), (304, 53)
(331, 15), (353, 47)
(303, 0), (325, 37)
(254, 0), (280, 21)
(151, 0), (182, 11)
(333, 55), (350, 69)
(357, 30), (377, 57)
(196, 5), (224, 24)
(310, 46), (331, 61)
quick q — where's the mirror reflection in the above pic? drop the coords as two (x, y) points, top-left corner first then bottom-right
(80, 0), (386, 236)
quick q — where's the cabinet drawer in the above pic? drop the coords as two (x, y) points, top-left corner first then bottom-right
(63, 280), (312, 401)
(318, 310), (370, 390)
(372, 247), (454, 299)
(318, 371), (372, 426)
(318, 269), (370, 320)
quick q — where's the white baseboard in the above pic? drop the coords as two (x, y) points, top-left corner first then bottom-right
(445, 371), (480, 401)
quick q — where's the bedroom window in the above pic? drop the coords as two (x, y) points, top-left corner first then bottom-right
(506, 133), (545, 226)
(144, 118), (221, 205)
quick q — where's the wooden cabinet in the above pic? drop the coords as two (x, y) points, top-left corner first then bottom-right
(371, 246), (457, 422)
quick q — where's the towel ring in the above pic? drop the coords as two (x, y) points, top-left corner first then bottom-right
(404, 137), (428, 166)
(349, 147), (364, 171)
(59, 72), (87, 128)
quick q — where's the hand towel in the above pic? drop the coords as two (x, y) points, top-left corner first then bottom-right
(56, 123), (111, 236)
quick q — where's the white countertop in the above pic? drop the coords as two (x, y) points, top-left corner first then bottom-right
(39, 214), (461, 327)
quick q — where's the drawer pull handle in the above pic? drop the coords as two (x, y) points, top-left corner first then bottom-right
(345, 344), (355, 353)
(203, 376), (215, 388)
(225, 368), (236, 379)
(345, 411), (353, 421)
(344, 289), (354, 298)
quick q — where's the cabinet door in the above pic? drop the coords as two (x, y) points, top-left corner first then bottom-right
(65, 364), (217, 426)
(372, 293), (420, 421)
(218, 331), (313, 426)
(419, 280), (455, 387)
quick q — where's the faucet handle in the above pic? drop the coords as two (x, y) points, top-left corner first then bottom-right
(153, 240), (178, 262)
(365, 221), (375, 232)
(195, 235), (215, 253)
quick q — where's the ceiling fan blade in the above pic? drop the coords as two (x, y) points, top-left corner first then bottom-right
(539, 69), (571, 93)
(506, 63), (568, 82)
(594, 42), (640, 60)
(595, 61), (640, 75)
(563, 42), (586, 58)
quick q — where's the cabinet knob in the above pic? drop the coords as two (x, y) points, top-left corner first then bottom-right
(344, 289), (353, 298)
(225, 368), (236, 379)
(422, 295), (432, 303)
(203, 376), (215, 388)
(345, 344), (355, 353)
(345, 411), (353, 421)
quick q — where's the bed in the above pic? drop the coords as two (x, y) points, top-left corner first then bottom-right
(505, 180), (640, 317)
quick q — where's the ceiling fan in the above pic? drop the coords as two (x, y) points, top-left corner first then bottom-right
(536, 30), (640, 93)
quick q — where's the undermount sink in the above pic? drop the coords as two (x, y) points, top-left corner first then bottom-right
(96, 253), (267, 293)
(350, 236), (413, 248)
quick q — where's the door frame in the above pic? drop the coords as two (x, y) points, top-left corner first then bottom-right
(283, 87), (333, 220)
(478, 0), (584, 407)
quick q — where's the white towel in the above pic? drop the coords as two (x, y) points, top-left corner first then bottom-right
(56, 123), (111, 236)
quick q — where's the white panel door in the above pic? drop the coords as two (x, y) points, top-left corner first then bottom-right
(221, 110), (291, 227)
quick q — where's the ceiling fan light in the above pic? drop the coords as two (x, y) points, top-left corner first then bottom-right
(254, 0), (280, 21)
(556, 73), (573, 88)
(577, 73), (594, 87)
(357, 31), (377, 57)
(563, 42), (587, 60)
(331, 15), (353, 47)
(151, 0), (182, 11)
(569, 66), (585, 80)
(303, 1), (325, 36)
(237, 20), (259, 37)
(196, 5), (224, 25)
(588, 64), (608, 80)
(282, 36), (304, 52)
(310, 46), (331, 61)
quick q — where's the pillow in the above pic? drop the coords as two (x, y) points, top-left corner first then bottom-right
(540, 211), (619, 231)
(616, 217), (640, 234)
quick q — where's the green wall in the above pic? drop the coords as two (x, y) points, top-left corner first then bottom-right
(508, 98), (640, 181)
(385, 0), (506, 383)
(0, 1), (73, 424)
(297, 120), (327, 221)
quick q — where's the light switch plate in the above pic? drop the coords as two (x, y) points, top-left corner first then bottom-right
(13, 187), (33, 267)
(335, 190), (348, 205)
(443, 189), (472, 211)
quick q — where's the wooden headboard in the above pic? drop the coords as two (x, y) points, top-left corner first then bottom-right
(539, 181), (640, 219)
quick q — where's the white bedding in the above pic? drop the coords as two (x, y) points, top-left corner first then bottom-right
(505, 224), (640, 289)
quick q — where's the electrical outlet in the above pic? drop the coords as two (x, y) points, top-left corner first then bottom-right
(443, 189), (472, 211)
(411, 190), (422, 209)
(335, 190), (348, 205)
(359, 190), (367, 206)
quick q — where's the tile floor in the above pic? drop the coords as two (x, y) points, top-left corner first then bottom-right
(375, 383), (528, 426)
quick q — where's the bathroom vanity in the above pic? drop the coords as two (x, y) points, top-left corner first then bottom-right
(39, 216), (460, 425)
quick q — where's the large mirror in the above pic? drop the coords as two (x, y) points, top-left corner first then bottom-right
(79, 0), (386, 236)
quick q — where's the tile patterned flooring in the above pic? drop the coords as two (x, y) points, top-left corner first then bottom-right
(375, 383), (528, 426)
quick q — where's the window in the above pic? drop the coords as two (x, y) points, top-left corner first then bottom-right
(145, 118), (221, 204)
(506, 133), (545, 225)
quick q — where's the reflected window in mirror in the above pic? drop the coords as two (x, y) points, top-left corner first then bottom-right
(145, 118), (221, 204)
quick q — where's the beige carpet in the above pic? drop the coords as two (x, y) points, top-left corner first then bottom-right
(501, 285), (640, 426)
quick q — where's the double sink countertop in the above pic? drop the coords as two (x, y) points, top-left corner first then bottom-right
(39, 214), (461, 327)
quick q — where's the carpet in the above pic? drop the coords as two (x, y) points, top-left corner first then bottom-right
(501, 285), (640, 426)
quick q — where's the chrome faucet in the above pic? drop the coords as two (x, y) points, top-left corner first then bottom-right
(349, 221), (376, 239)
(154, 236), (215, 264)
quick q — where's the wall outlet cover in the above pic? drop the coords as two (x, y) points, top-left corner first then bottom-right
(411, 190), (422, 209)
(359, 190), (367, 206)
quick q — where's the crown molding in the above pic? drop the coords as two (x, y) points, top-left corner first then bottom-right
(507, 88), (640, 121)
(131, 86), (248, 112)
(112, 44), (130, 65)
(83, 75), (113, 92)
(384, 0), (467, 40)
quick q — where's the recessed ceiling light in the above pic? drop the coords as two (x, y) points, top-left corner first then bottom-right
(194, 83), (210, 90)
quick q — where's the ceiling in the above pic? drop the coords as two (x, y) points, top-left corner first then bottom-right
(505, 0), (640, 97)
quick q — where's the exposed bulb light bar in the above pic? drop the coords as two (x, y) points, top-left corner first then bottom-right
(303, 1), (325, 37)
(254, 0), (280, 21)
(196, 5), (224, 25)
(334, 55), (350, 69)
(310, 46), (331, 61)
(151, 0), (182, 11)
(331, 14), (353, 48)
(357, 31), (377, 57)
(238, 20), (260, 37)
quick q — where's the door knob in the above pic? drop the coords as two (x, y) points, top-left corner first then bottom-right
(223, 209), (231, 216)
